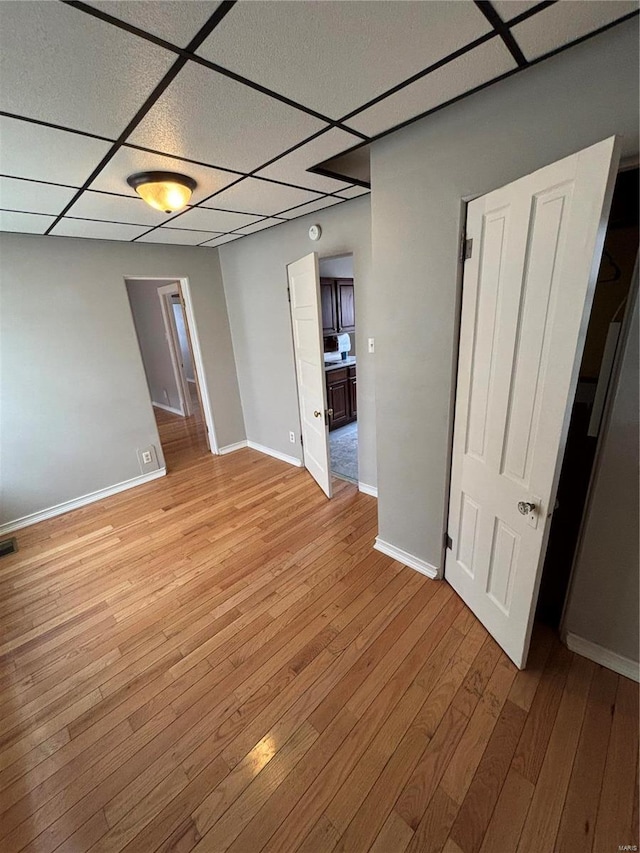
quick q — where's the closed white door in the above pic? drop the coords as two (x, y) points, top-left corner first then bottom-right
(445, 137), (618, 668)
(288, 253), (332, 498)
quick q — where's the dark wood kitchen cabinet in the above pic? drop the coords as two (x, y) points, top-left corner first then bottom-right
(320, 277), (354, 336)
(320, 278), (338, 335)
(337, 280), (355, 332)
(326, 363), (357, 431)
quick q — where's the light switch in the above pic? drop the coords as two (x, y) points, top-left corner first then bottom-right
(368, 338), (375, 353)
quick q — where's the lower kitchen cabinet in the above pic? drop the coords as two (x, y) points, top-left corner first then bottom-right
(326, 364), (357, 431)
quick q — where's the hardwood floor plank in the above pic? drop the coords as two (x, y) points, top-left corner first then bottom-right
(516, 654), (594, 853)
(448, 700), (527, 853)
(592, 675), (639, 853)
(478, 768), (533, 853)
(0, 411), (634, 853)
(511, 640), (572, 784)
(554, 665), (618, 853)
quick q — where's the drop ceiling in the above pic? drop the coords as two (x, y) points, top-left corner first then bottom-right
(0, 0), (637, 247)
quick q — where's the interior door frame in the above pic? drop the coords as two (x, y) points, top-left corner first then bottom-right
(442, 152), (627, 621)
(559, 247), (639, 635)
(124, 275), (219, 453)
(158, 283), (192, 418)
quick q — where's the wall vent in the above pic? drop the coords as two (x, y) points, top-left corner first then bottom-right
(0, 537), (18, 557)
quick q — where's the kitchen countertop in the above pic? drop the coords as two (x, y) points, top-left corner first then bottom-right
(324, 356), (356, 372)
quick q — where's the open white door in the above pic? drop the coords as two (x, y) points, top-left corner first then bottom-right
(288, 253), (332, 498)
(445, 137), (619, 668)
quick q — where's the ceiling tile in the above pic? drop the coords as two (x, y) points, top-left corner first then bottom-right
(256, 128), (362, 192)
(279, 197), (345, 220)
(236, 218), (284, 235)
(85, 1), (222, 48)
(512, 1), (639, 61)
(347, 39), (517, 138)
(0, 177), (77, 216)
(336, 186), (371, 199)
(66, 190), (176, 226)
(0, 210), (55, 235)
(50, 219), (149, 241)
(90, 147), (240, 204)
(136, 227), (223, 245)
(129, 62), (326, 173)
(491, 1), (543, 23)
(197, 1), (492, 120)
(201, 178), (321, 216)
(0, 1), (175, 137)
(169, 206), (261, 232)
(0, 116), (112, 187)
(200, 234), (244, 247)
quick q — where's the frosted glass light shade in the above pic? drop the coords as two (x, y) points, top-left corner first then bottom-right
(126, 171), (197, 213)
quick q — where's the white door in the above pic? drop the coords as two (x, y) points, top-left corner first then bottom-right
(445, 137), (618, 668)
(288, 253), (332, 498)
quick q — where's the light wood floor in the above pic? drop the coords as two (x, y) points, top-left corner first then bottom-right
(1, 410), (637, 853)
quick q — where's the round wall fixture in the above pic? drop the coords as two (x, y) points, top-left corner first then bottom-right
(308, 224), (322, 241)
(127, 171), (197, 213)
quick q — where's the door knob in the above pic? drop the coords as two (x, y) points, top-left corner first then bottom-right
(517, 501), (536, 515)
(327, 409), (333, 416)
(314, 410), (322, 418)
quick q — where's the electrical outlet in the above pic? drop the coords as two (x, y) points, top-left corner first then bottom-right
(137, 445), (159, 474)
(368, 337), (375, 353)
(289, 431), (295, 443)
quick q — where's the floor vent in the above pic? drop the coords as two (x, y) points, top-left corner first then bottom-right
(0, 537), (18, 557)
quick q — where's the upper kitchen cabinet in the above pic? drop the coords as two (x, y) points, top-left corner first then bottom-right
(336, 279), (355, 333)
(320, 278), (338, 335)
(320, 277), (355, 336)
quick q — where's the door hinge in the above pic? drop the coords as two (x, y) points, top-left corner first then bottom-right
(300, 434), (303, 447)
(462, 237), (473, 261)
(445, 533), (452, 550)
(287, 286), (291, 303)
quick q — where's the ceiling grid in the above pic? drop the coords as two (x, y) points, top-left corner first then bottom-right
(0, 0), (637, 246)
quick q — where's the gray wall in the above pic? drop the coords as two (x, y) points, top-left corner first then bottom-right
(219, 195), (376, 487)
(563, 289), (639, 663)
(369, 18), (640, 571)
(126, 278), (181, 411)
(0, 233), (244, 525)
(319, 254), (354, 278)
(172, 300), (195, 382)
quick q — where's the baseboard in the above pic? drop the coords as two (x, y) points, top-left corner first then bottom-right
(152, 402), (184, 416)
(358, 482), (378, 498)
(374, 536), (440, 579)
(246, 441), (303, 468)
(0, 468), (167, 536)
(218, 441), (248, 455)
(564, 633), (639, 682)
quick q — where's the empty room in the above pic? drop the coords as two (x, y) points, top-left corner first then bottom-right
(0, 2), (638, 852)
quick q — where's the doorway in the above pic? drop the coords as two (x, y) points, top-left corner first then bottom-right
(536, 166), (639, 629)
(320, 254), (358, 484)
(125, 277), (211, 470)
(444, 137), (619, 668)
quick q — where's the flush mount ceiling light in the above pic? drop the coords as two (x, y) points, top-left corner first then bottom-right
(126, 171), (197, 213)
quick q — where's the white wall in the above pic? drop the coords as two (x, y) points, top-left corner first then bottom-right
(563, 288), (639, 666)
(219, 195), (376, 488)
(369, 18), (639, 573)
(0, 233), (245, 527)
(126, 278), (181, 411)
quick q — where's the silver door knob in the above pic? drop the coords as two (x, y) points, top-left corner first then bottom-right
(314, 410), (322, 418)
(518, 501), (536, 515)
